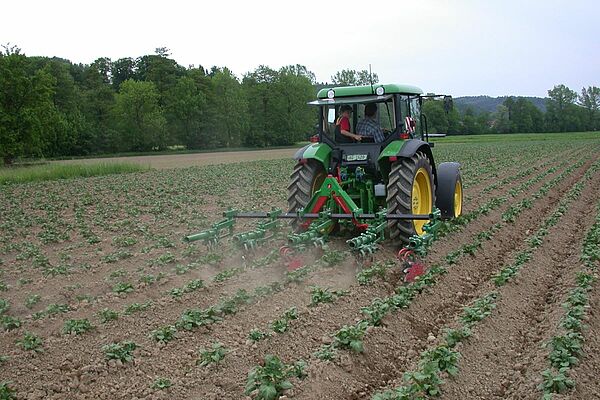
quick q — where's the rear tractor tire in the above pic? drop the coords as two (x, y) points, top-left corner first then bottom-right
(287, 160), (327, 231)
(386, 152), (436, 244)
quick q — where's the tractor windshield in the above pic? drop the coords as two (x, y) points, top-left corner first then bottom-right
(319, 96), (396, 144)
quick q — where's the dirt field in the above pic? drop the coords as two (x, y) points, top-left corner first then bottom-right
(1, 137), (600, 400)
(54, 148), (298, 169)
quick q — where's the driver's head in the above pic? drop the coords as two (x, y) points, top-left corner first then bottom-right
(364, 103), (377, 117)
(340, 105), (352, 116)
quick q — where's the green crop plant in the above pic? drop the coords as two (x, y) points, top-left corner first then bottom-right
(169, 288), (185, 299)
(309, 286), (348, 306)
(184, 279), (204, 292)
(546, 332), (583, 369)
(151, 377), (172, 390)
(334, 321), (368, 353)
(177, 307), (222, 330)
(289, 360), (307, 379)
(0, 382), (17, 400)
(361, 298), (390, 326)
(271, 318), (289, 334)
(322, 249), (346, 266)
(153, 252), (176, 265)
(63, 319), (93, 335)
(356, 261), (392, 285)
(402, 360), (443, 397)
(98, 308), (119, 323)
(248, 329), (271, 342)
(283, 307), (298, 320)
(16, 332), (43, 352)
(421, 346), (460, 376)
(112, 282), (134, 294)
(213, 267), (241, 282)
(151, 325), (177, 344)
(24, 294), (41, 309)
(124, 301), (152, 315)
(539, 368), (574, 394)
(112, 236), (137, 247)
(444, 326), (472, 348)
(461, 293), (497, 327)
(197, 342), (227, 370)
(0, 299), (8, 315)
(314, 344), (336, 361)
(1, 316), (21, 331)
(245, 355), (300, 400)
(102, 341), (137, 363)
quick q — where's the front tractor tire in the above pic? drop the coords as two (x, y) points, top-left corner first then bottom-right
(386, 152), (436, 244)
(287, 160), (327, 228)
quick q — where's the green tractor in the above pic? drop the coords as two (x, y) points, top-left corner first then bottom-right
(185, 83), (463, 257)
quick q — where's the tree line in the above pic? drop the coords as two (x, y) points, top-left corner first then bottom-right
(0, 46), (319, 164)
(1, 45), (598, 165)
(424, 84), (600, 135)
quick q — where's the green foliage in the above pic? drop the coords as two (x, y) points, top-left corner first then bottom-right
(197, 342), (227, 368)
(421, 346), (460, 376)
(461, 293), (497, 327)
(112, 282), (134, 294)
(245, 355), (298, 400)
(63, 319), (93, 335)
(102, 341), (137, 362)
(321, 249), (346, 266)
(150, 325), (177, 344)
(334, 322), (368, 353)
(176, 307), (222, 330)
(124, 301), (152, 315)
(0, 299), (9, 315)
(151, 377), (172, 390)
(309, 286), (347, 306)
(0, 381), (17, 400)
(16, 332), (43, 352)
(113, 80), (167, 151)
(24, 294), (41, 309)
(1, 316), (21, 331)
(443, 326), (472, 348)
(0, 163), (148, 184)
(356, 261), (390, 285)
(248, 329), (271, 342)
(361, 298), (390, 326)
(98, 308), (119, 323)
(539, 368), (575, 394)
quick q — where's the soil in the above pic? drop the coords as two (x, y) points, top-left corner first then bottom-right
(1, 141), (599, 400)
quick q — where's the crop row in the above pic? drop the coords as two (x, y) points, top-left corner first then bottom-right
(370, 154), (599, 399)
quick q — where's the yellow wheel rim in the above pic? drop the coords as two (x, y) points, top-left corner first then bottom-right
(412, 167), (433, 235)
(454, 180), (463, 217)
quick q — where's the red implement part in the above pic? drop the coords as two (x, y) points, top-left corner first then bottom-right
(404, 261), (426, 283)
(332, 194), (368, 231)
(301, 195), (329, 229)
(287, 257), (304, 271)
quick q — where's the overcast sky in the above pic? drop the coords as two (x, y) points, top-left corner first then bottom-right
(2, 0), (598, 97)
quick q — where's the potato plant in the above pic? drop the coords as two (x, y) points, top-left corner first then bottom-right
(102, 341), (137, 363)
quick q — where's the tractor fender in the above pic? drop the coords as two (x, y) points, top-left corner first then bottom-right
(293, 142), (332, 168)
(378, 139), (437, 184)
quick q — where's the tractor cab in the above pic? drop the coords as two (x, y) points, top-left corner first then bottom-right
(306, 84), (431, 182)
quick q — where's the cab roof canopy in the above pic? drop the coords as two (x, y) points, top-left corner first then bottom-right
(316, 83), (423, 99)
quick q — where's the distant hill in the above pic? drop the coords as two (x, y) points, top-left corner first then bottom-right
(454, 96), (547, 114)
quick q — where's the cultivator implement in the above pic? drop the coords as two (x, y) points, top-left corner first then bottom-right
(184, 175), (443, 257)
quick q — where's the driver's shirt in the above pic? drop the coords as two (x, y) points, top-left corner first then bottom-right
(338, 116), (350, 132)
(357, 117), (385, 143)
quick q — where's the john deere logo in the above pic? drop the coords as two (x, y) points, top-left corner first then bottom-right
(346, 154), (368, 161)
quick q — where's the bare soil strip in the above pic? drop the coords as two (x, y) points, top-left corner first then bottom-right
(288, 156), (598, 399)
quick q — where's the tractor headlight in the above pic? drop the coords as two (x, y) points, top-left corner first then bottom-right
(375, 86), (385, 96)
(327, 89), (335, 99)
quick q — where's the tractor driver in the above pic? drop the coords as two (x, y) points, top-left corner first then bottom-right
(356, 103), (385, 143)
(335, 105), (362, 143)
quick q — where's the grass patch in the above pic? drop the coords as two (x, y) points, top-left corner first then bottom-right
(0, 163), (149, 184)
(431, 131), (600, 144)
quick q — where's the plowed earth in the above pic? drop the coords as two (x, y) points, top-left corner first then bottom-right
(1, 137), (599, 400)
